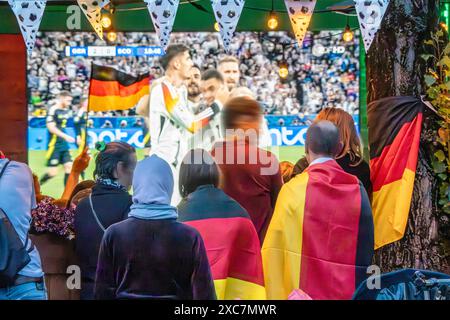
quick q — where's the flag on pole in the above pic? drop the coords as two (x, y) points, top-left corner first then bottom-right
(88, 64), (150, 112)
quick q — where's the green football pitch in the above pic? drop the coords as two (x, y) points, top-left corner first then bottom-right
(29, 146), (304, 199)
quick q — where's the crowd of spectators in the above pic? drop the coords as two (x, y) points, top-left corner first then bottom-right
(27, 30), (360, 120)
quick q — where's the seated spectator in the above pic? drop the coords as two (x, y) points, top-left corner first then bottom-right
(133, 118), (144, 128)
(262, 121), (374, 300)
(119, 120), (128, 128)
(74, 142), (136, 300)
(101, 120), (113, 129)
(0, 158), (46, 300)
(177, 149), (265, 300)
(211, 97), (283, 245)
(94, 154), (216, 300)
(292, 107), (372, 198)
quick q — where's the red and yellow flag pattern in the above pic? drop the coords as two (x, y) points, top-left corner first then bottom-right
(262, 160), (374, 300)
(368, 96), (423, 249)
(89, 64), (150, 111)
(178, 186), (266, 300)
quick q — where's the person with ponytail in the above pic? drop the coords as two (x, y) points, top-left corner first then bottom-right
(292, 108), (372, 198)
(74, 141), (137, 300)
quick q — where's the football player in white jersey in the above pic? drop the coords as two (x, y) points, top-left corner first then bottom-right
(218, 56), (272, 148)
(137, 45), (219, 205)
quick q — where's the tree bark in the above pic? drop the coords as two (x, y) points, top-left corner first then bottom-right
(367, 0), (450, 274)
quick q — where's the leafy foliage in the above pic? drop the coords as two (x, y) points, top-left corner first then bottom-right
(422, 29), (450, 215)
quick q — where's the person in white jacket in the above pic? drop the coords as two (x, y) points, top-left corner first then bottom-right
(137, 45), (219, 205)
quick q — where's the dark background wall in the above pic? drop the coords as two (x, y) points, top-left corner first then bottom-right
(0, 34), (27, 163)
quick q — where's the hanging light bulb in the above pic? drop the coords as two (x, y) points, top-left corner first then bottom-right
(267, 11), (279, 30)
(106, 31), (117, 42)
(342, 24), (354, 43)
(440, 21), (448, 32)
(278, 61), (289, 79)
(101, 15), (112, 29)
(214, 22), (220, 32)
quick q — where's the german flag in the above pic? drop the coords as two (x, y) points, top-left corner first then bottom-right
(178, 185), (266, 300)
(262, 160), (374, 300)
(368, 96), (423, 249)
(89, 64), (150, 111)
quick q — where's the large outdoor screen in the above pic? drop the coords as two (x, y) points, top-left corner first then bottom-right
(27, 31), (359, 197)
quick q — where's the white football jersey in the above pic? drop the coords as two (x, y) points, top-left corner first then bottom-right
(149, 78), (193, 169)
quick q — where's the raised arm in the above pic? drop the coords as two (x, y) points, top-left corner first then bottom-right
(56, 148), (90, 207)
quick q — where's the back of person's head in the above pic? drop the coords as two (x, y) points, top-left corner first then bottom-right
(67, 180), (95, 207)
(305, 120), (341, 158)
(93, 141), (136, 182)
(229, 86), (255, 99)
(280, 161), (294, 183)
(58, 90), (71, 99)
(218, 56), (239, 67)
(159, 44), (190, 71)
(179, 149), (220, 198)
(132, 154), (174, 205)
(201, 69), (224, 83)
(222, 96), (262, 131)
(315, 107), (363, 166)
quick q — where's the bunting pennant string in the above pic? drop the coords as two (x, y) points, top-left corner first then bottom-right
(77, 0), (110, 40)
(354, 0), (391, 53)
(144, 0), (180, 51)
(283, 0), (317, 47)
(211, 0), (245, 53)
(8, 0), (47, 55)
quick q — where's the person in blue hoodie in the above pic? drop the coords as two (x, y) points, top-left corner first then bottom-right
(94, 154), (216, 300)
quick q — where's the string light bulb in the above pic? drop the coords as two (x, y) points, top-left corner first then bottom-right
(342, 24), (354, 42)
(278, 61), (289, 79)
(106, 31), (117, 42)
(101, 15), (112, 29)
(214, 22), (220, 32)
(267, 11), (279, 30)
(440, 21), (448, 32)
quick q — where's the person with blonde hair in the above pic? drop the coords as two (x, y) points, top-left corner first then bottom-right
(292, 107), (372, 198)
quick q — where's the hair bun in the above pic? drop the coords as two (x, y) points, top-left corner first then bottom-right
(95, 141), (107, 152)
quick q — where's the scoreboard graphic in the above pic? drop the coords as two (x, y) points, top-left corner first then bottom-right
(65, 46), (165, 57)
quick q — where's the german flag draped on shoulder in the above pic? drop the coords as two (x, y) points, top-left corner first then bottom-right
(368, 96), (423, 249)
(88, 63), (151, 111)
(262, 160), (374, 300)
(178, 185), (266, 300)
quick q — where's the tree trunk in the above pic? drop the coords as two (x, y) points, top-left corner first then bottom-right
(367, 0), (450, 274)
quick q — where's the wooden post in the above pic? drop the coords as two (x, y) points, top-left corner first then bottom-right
(0, 35), (28, 163)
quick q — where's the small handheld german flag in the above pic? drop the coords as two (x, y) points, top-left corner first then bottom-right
(88, 64), (150, 112)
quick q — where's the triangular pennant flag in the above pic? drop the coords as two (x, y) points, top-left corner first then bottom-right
(284, 0), (316, 47)
(8, 0), (47, 55)
(144, 0), (180, 51)
(77, 0), (110, 40)
(211, 0), (245, 53)
(354, 0), (390, 52)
